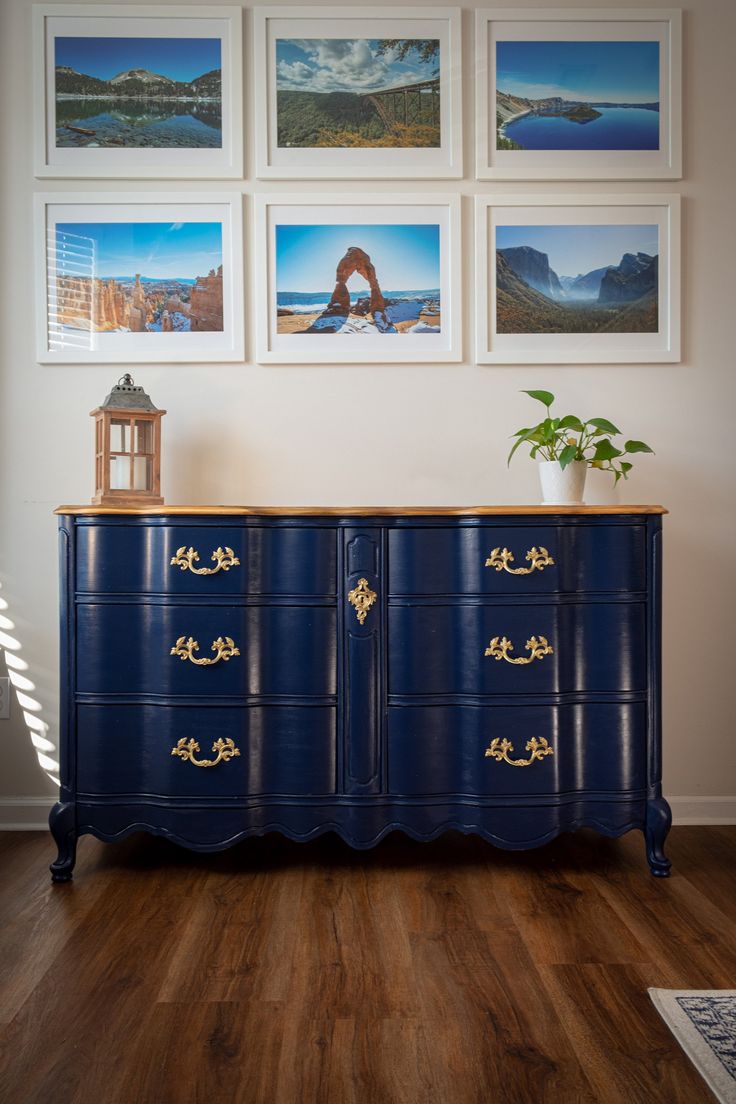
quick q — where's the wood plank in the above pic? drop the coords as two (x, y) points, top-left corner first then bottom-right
(0, 828), (734, 1104)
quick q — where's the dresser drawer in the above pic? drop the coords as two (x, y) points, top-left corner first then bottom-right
(76, 704), (336, 796)
(388, 524), (645, 595)
(389, 602), (645, 696)
(388, 703), (646, 796)
(76, 524), (337, 596)
(76, 604), (336, 698)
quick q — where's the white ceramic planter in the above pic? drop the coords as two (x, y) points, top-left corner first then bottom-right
(538, 460), (587, 505)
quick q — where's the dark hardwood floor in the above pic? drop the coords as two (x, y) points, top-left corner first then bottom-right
(1, 826), (734, 1104)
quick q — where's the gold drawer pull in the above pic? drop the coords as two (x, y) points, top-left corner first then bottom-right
(485, 635), (553, 665)
(485, 736), (554, 767)
(171, 737), (241, 768)
(485, 546), (554, 574)
(170, 546), (240, 575)
(170, 636), (240, 665)
(348, 577), (377, 625)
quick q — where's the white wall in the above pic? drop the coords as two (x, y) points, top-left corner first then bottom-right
(1, 0), (735, 821)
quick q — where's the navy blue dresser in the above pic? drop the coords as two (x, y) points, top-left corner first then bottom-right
(51, 506), (671, 880)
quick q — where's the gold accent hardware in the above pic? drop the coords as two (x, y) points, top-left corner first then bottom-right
(484, 635), (554, 665)
(485, 736), (554, 767)
(170, 636), (240, 665)
(485, 546), (555, 575)
(347, 578), (378, 625)
(171, 737), (241, 768)
(170, 546), (240, 575)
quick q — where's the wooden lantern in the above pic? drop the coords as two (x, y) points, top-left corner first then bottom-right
(91, 374), (166, 507)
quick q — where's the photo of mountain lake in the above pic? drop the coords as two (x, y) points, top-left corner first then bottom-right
(496, 224), (659, 334)
(496, 40), (660, 151)
(276, 38), (440, 148)
(276, 224), (440, 334)
(55, 37), (222, 148)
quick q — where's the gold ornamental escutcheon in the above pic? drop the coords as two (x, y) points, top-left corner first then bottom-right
(170, 546), (240, 575)
(485, 546), (555, 575)
(170, 636), (240, 665)
(171, 737), (241, 768)
(484, 635), (554, 665)
(347, 578), (378, 625)
(485, 737), (554, 767)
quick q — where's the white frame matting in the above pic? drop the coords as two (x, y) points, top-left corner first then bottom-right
(476, 8), (682, 181)
(475, 193), (681, 364)
(255, 193), (462, 363)
(34, 192), (245, 363)
(33, 4), (243, 178)
(253, 7), (462, 180)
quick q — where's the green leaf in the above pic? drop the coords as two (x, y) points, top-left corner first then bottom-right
(557, 414), (585, 432)
(558, 443), (578, 470)
(586, 417), (621, 436)
(620, 461), (633, 474)
(510, 426), (534, 437)
(624, 439), (654, 455)
(593, 438), (623, 462)
(507, 431), (532, 466)
(614, 469), (623, 485)
(522, 389), (555, 409)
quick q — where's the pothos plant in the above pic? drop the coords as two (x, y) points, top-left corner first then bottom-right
(508, 390), (654, 484)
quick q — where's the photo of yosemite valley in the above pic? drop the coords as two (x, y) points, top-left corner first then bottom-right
(496, 225), (659, 335)
(55, 37), (222, 148)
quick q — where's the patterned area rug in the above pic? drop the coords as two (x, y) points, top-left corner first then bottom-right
(649, 989), (736, 1103)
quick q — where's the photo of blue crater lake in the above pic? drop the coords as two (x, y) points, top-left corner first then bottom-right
(55, 37), (222, 149)
(496, 40), (660, 152)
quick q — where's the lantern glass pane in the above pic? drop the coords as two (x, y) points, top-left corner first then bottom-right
(135, 420), (153, 454)
(109, 419), (131, 454)
(133, 456), (152, 491)
(110, 455), (130, 490)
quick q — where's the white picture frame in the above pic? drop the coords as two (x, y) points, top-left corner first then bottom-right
(476, 8), (682, 181)
(253, 6), (462, 180)
(33, 4), (243, 178)
(35, 192), (244, 363)
(475, 193), (681, 364)
(255, 193), (461, 363)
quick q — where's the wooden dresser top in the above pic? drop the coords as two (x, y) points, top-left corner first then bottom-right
(55, 504), (667, 516)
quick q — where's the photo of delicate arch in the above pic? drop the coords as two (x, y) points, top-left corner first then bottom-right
(475, 8), (681, 181)
(33, 5), (243, 178)
(255, 195), (461, 362)
(254, 7), (462, 179)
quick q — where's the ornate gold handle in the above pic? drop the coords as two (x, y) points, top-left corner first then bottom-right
(170, 636), (240, 665)
(170, 546), (240, 575)
(347, 578), (377, 625)
(485, 736), (554, 767)
(484, 635), (554, 665)
(171, 737), (241, 767)
(485, 546), (554, 575)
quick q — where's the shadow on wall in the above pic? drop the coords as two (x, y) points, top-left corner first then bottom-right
(0, 580), (59, 786)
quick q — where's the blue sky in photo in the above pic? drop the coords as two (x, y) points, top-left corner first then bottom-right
(276, 39), (439, 93)
(276, 224), (440, 292)
(496, 224), (659, 277)
(56, 222), (223, 279)
(55, 37), (221, 81)
(496, 40), (659, 103)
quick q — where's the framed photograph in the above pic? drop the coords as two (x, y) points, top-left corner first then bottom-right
(35, 193), (244, 363)
(253, 6), (462, 179)
(33, 5), (243, 178)
(254, 194), (461, 363)
(476, 8), (682, 180)
(475, 194), (680, 364)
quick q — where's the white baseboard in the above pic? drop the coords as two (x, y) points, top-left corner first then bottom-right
(669, 797), (736, 825)
(0, 798), (53, 830)
(0, 796), (734, 831)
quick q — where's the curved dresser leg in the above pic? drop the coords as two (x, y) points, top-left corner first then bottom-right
(645, 797), (672, 877)
(49, 802), (77, 883)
